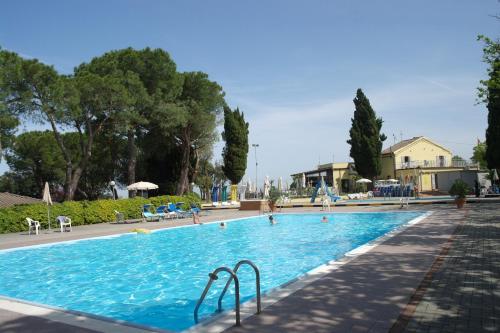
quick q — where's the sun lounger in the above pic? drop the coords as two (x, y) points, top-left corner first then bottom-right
(156, 205), (176, 220)
(168, 203), (191, 218)
(142, 204), (161, 222)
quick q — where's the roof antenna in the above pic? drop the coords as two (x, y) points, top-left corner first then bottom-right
(393, 134), (396, 145)
(400, 131), (403, 142)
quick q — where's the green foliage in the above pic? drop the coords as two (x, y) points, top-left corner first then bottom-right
(477, 35), (500, 169)
(347, 89), (387, 179)
(477, 35), (500, 104)
(0, 47), (230, 200)
(76, 48), (183, 189)
(485, 59), (500, 169)
(0, 131), (126, 200)
(174, 71), (226, 195)
(222, 106), (249, 184)
(471, 141), (488, 170)
(0, 194), (201, 234)
(449, 179), (470, 199)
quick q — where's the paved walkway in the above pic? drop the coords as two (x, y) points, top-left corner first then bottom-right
(393, 204), (500, 332)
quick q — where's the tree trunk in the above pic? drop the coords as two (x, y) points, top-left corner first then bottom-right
(64, 161), (74, 201)
(176, 133), (191, 195)
(127, 128), (137, 198)
(189, 148), (200, 184)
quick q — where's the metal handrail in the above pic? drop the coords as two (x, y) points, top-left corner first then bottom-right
(194, 267), (241, 326)
(217, 260), (261, 315)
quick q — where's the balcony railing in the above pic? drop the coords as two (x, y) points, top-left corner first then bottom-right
(396, 160), (479, 170)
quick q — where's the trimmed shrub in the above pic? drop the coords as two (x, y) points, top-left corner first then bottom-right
(0, 194), (201, 234)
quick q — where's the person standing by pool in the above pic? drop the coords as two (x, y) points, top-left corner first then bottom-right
(193, 211), (202, 224)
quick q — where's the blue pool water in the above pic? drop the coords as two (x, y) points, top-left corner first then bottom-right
(0, 212), (424, 331)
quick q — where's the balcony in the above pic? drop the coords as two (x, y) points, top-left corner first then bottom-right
(396, 159), (479, 170)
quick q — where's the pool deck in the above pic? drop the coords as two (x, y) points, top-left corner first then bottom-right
(0, 203), (498, 333)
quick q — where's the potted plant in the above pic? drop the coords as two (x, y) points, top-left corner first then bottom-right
(268, 187), (281, 212)
(449, 179), (470, 208)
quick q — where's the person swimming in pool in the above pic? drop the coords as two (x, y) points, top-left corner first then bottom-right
(220, 222), (226, 228)
(269, 215), (277, 224)
(321, 216), (329, 223)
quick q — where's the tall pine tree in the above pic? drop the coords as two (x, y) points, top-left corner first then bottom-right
(478, 35), (500, 170)
(222, 106), (249, 184)
(485, 60), (500, 169)
(347, 89), (387, 179)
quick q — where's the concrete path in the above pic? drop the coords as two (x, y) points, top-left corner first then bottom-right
(224, 208), (465, 333)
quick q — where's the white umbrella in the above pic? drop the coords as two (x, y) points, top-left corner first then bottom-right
(387, 179), (398, 183)
(246, 179), (252, 193)
(264, 176), (270, 198)
(493, 169), (499, 182)
(277, 177), (283, 192)
(42, 182), (52, 231)
(127, 181), (158, 198)
(301, 173), (306, 188)
(356, 178), (372, 183)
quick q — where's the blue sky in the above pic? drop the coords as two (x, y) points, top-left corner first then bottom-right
(1, 0), (498, 187)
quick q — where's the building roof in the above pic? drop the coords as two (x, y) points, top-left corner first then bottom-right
(291, 162), (354, 176)
(382, 137), (423, 155)
(0, 192), (43, 209)
(382, 136), (453, 156)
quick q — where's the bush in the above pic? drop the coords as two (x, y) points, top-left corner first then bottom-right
(0, 194), (201, 234)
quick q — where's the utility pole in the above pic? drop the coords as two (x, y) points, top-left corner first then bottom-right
(252, 144), (259, 196)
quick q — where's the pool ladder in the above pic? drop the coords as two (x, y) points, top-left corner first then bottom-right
(194, 259), (261, 326)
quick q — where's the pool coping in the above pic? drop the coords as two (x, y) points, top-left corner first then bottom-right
(0, 210), (431, 333)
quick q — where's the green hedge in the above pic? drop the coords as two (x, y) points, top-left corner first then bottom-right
(0, 194), (201, 234)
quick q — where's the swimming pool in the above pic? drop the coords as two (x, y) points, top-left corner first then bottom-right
(0, 211), (425, 331)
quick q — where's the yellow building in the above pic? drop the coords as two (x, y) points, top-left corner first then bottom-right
(292, 162), (358, 194)
(380, 137), (479, 192)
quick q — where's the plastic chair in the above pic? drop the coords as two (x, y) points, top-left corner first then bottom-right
(57, 216), (72, 232)
(26, 218), (40, 235)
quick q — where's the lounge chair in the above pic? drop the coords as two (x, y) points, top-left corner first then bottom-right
(56, 216), (72, 232)
(142, 204), (161, 222)
(26, 218), (40, 235)
(156, 205), (176, 220)
(168, 203), (191, 218)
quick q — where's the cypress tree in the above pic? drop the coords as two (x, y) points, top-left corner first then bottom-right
(222, 106), (249, 184)
(485, 59), (500, 169)
(347, 89), (387, 179)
